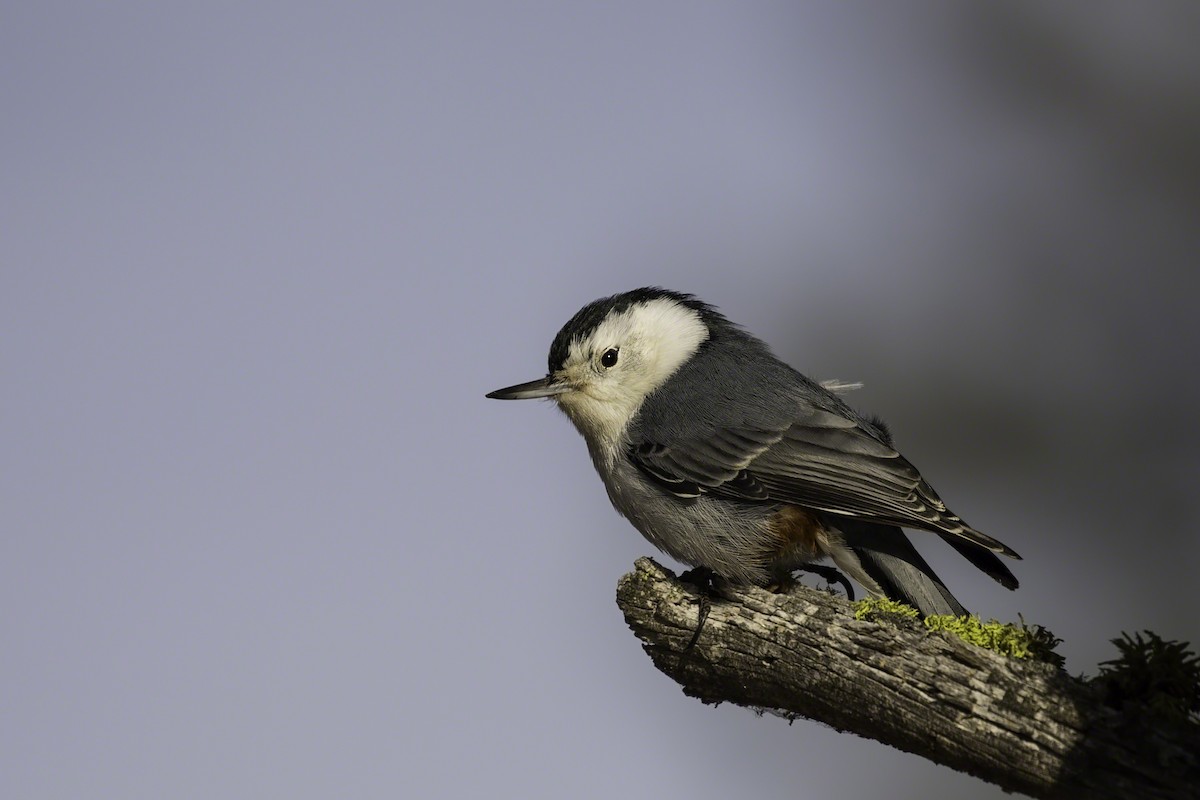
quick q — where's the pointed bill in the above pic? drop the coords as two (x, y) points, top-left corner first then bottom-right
(486, 376), (571, 400)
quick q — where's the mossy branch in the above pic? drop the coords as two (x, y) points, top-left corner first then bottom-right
(616, 557), (1200, 800)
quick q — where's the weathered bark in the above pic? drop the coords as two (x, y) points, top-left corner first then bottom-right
(616, 558), (1200, 800)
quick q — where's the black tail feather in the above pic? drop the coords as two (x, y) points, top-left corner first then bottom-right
(841, 521), (969, 617)
(938, 533), (1020, 590)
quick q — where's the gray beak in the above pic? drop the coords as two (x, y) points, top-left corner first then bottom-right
(486, 376), (571, 400)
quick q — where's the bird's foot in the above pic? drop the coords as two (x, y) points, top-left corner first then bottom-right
(676, 567), (736, 655)
(792, 563), (856, 601)
(678, 566), (737, 600)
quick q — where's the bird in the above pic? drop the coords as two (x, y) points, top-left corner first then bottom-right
(486, 287), (1019, 616)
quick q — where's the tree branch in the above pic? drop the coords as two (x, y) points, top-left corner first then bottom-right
(616, 558), (1199, 800)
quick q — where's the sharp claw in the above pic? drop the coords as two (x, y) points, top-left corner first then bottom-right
(676, 567), (734, 656)
(684, 594), (710, 653)
(792, 563), (855, 601)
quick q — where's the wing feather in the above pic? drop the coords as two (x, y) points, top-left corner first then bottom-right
(630, 412), (1020, 561)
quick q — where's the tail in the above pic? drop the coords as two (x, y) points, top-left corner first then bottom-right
(838, 521), (969, 617)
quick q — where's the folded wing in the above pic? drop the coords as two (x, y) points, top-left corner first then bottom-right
(629, 407), (1020, 588)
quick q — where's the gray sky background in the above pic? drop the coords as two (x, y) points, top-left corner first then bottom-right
(4, 3), (1199, 799)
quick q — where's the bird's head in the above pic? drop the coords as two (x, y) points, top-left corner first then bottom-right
(487, 288), (714, 447)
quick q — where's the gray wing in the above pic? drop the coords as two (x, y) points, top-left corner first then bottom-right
(629, 407), (1021, 562)
(630, 426), (785, 500)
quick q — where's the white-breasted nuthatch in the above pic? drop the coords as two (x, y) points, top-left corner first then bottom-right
(487, 288), (1019, 615)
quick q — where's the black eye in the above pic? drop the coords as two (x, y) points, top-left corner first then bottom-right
(600, 348), (619, 368)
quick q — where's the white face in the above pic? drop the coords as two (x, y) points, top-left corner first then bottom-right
(552, 297), (709, 449)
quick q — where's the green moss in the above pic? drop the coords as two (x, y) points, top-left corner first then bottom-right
(926, 615), (1029, 657)
(851, 599), (1065, 666)
(922, 614), (1065, 666)
(1090, 631), (1200, 727)
(853, 596), (920, 623)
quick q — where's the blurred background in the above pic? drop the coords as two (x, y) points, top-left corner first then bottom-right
(4, 2), (1198, 798)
